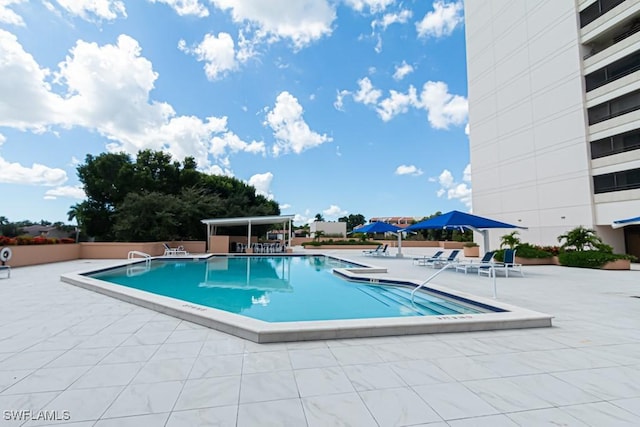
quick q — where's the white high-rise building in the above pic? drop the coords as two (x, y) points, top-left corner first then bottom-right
(464, 0), (640, 257)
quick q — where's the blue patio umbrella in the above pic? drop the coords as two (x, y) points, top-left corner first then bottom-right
(351, 222), (403, 234)
(405, 210), (525, 250)
(351, 222), (408, 257)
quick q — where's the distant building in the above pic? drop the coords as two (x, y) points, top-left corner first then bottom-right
(309, 221), (346, 238)
(369, 217), (422, 228)
(21, 225), (71, 239)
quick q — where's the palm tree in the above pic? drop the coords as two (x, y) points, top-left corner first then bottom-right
(500, 231), (521, 249)
(557, 226), (603, 251)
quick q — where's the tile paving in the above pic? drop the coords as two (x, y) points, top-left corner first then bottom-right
(0, 249), (639, 426)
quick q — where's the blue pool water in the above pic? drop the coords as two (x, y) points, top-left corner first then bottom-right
(87, 256), (493, 322)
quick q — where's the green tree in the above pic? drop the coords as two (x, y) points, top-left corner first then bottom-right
(314, 213), (325, 222)
(500, 231), (521, 249)
(338, 214), (366, 232)
(74, 150), (280, 241)
(557, 226), (604, 252)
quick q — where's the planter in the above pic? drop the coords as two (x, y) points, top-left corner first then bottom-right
(463, 246), (479, 257)
(601, 259), (631, 270)
(440, 241), (464, 249)
(515, 256), (555, 265)
(302, 245), (381, 250)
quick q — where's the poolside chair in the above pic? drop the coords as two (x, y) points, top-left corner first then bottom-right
(370, 244), (390, 257)
(163, 243), (188, 256)
(362, 244), (383, 256)
(0, 265), (10, 279)
(413, 250), (444, 266)
(430, 249), (460, 268)
(492, 249), (524, 277)
(455, 251), (495, 274)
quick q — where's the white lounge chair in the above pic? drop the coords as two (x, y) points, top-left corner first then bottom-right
(163, 243), (188, 256)
(455, 251), (495, 274)
(363, 244), (383, 256)
(369, 244), (390, 257)
(413, 251), (444, 266)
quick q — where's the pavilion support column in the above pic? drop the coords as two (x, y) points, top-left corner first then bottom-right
(206, 224), (211, 253)
(247, 221), (252, 253)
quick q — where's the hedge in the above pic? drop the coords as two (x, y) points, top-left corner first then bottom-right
(558, 250), (635, 269)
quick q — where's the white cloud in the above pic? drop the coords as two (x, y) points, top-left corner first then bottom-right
(323, 204), (347, 218)
(333, 89), (350, 111)
(418, 81), (468, 129)
(345, 0), (394, 13)
(0, 29), (67, 131)
(293, 211), (314, 225)
(248, 172), (274, 200)
(0, 133), (5, 146)
(266, 91), (332, 156)
(210, 131), (265, 158)
(179, 32), (241, 80)
(372, 9), (412, 30)
(148, 0), (208, 17)
(376, 86), (417, 121)
(0, 156), (67, 186)
(353, 77), (381, 106)
(433, 165), (472, 208)
(0, 32), (265, 173)
(416, 1), (463, 39)
(43, 185), (86, 200)
(280, 203), (291, 209)
(395, 164), (423, 176)
(393, 61), (414, 80)
(437, 169), (454, 188)
(0, 0), (26, 26)
(465, 122), (469, 135)
(345, 76), (466, 129)
(209, 0), (335, 50)
(55, 0), (127, 21)
(463, 163), (471, 182)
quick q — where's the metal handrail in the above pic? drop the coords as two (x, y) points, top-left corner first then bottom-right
(411, 262), (499, 300)
(410, 262), (458, 301)
(127, 250), (151, 261)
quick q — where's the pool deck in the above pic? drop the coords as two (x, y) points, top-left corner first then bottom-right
(0, 248), (639, 426)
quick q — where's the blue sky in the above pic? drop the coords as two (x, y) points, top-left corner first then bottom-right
(0, 0), (470, 225)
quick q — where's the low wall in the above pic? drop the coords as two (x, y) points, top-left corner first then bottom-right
(291, 237), (444, 248)
(4, 241), (207, 267)
(6, 244), (81, 268)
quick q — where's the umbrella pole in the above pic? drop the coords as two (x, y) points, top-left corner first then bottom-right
(396, 232), (403, 257)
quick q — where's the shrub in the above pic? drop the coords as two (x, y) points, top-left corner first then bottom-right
(494, 243), (553, 261)
(463, 242), (478, 247)
(16, 235), (33, 245)
(513, 243), (553, 259)
(60, 238), (76, 244)
(302, 240), (379, 247)
(538, 245), (560, 256)
(558, 250), (636, 268)
(557, 226), (603, 251)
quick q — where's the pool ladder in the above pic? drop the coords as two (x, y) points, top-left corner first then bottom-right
(128, 250), (151, 260)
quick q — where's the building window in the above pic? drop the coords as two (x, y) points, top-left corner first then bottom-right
(585, 51), (640, 92)
(593, 167), (640, 193)
(580, 0), (626, 28)
(588, 89), (640, 125)
(591, 128), (640, 158)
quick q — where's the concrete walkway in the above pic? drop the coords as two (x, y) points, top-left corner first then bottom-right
(0, 249), (639, 426)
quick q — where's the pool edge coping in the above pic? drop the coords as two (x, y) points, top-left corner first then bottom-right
(59, 256), (554, 343)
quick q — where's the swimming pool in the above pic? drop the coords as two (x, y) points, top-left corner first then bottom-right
(61, 254), (553, 342)
(86, 256), (494, 322)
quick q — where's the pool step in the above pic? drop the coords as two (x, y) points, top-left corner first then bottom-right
(362, 285), (456, 316)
